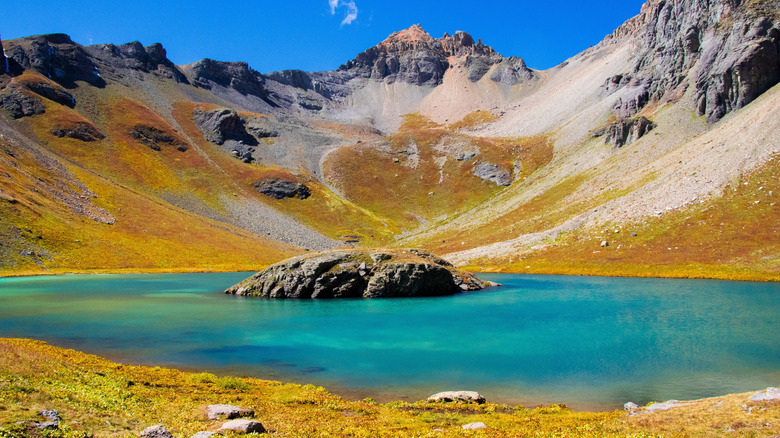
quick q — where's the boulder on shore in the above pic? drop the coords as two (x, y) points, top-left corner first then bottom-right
(206, 404), (254, 420)
(217, 419), (266, 434)
(427, 391), (486, 404)
(225, 249), (491, 299)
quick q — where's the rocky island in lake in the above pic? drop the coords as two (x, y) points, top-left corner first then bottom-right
(225, 249), (490, 298)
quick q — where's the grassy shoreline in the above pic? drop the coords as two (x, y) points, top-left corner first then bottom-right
(0, 338), (778, 437)
(2, 261), (779, 282)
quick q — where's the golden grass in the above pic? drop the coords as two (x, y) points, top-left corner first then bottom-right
(462, 153), (780, 282)
(447, 110), (498, 130)
(1, 339), (777, 437)
(323, 113), (553, 231)
(171, 101), (397, 247)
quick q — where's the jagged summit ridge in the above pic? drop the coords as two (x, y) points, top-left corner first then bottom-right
(339, 24), (534, 86)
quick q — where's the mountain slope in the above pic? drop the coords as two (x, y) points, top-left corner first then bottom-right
(0, 0), (778, 279)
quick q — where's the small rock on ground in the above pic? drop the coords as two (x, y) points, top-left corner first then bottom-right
(40, 410), (61, 422)
(218, 419), (266, 434)
(34, 422), (59, 430)
(141, 425), (174, 438)
(428, 391), (486, 404)
(749, 387), (780, 401)
(207, 404), (254, 420)
(462, 422), (487, 430)
(190, 432), (216, 438)
(624, 402), (639, 410)
(645, 400), (689, 412)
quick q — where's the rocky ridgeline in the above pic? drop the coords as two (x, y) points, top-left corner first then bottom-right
(225, 248), (490, 298)
(602, 0), (780, 122)
(338, 24), (535, 87)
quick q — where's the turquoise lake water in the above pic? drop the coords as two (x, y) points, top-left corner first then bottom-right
(0, 272), (778, 410)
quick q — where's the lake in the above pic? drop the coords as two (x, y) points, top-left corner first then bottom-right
(0, 272), (778, 410)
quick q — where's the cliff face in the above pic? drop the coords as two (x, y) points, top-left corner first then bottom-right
(603, 0), (780, 122)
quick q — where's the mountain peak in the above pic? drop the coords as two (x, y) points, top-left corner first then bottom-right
(380, 24), (434, 47)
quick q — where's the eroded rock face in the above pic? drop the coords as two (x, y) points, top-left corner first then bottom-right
(225, 249), (489, 299)
(188, 59), (268, 98)
(695, 17), (780, 122)
(593, 116), (656, 147)
(88, 41), (188, 83)
(5, 34), (105, 88)
(602, 0), (780, 122)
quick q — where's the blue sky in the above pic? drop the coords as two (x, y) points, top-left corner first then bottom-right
(2, 0), (647, 73)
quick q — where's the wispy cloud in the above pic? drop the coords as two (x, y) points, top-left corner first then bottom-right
(341, 1), (358, 25)
(328, 0), (358, 26)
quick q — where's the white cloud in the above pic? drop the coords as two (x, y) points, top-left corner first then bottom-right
(341, 1), (358, 26)
(328, 0), (358, 26)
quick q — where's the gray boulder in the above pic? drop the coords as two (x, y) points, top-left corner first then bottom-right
(473, 162), (513, 186)
(427, 391), (486, 404)
(749, 387), (780, 402)
(40, 410), (61, 422)
(217, 419), (266, 434)
(193, 107), (256, 146)
(226, 249), (490, 299)
(206, 404), (254, 420)
(140, 425), (174, 438)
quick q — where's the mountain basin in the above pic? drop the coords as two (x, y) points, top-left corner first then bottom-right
(0, 271), (777, 410)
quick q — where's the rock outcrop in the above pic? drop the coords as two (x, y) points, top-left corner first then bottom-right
(254, 178), (311, 199)
(88, 41), (188, 83)
(225, 249), (489, 298)
(592, 116), (656, 147)
(4, 34), (105, 87)
(473, 162), (513, 186)
(187, 59), (271, 101)
(130, 125), (188, 152)
(193, 107), (257, 146)
(0, 87), (45, 118)
(338, 24), (535, 86)
(51, 121), (105, 141)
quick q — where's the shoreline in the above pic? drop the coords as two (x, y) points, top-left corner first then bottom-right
(2, 263), (779, 282)
(2, 337), (775, 411)
(1, 337), (778, 437)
